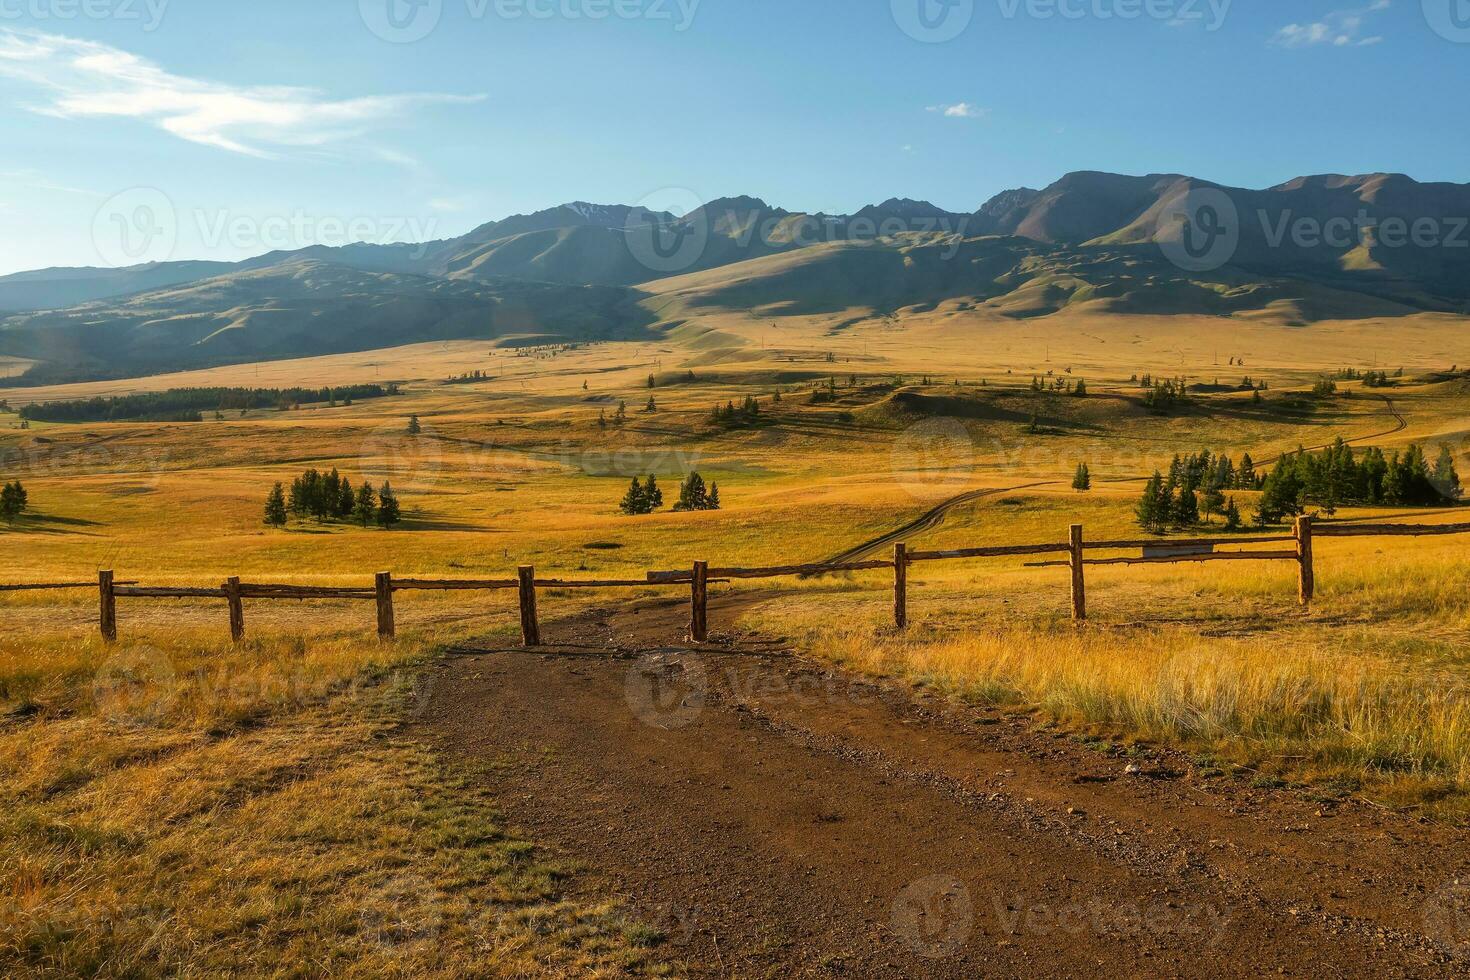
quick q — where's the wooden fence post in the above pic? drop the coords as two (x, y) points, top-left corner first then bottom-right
(1295, 515), (1315, 605)
(225, 576), (245, 643)
(894, 543), (908, 629)
(517, 566), (540, 647)
(375, 572), (396, 640)
(98, 570), (117, 643)
(1069, 524), (1087, 622)
(690, 560), (709, 643)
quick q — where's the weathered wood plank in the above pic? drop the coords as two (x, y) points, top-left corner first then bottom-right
(225, 577), (245, 643)
(690, 561), (709, 643)
(376, 572), (396, 640)
(517, 566), (540, 647)
(907, 543), (1073, 562)
(114, 586), (230, 598)
(1314, 522), (1470, 537)
(1083, 535), (1295, 550)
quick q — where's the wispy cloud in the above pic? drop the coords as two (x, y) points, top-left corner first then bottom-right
(1271, 0), (1390, 48)
(0, 29), (484, 158)
(926, 102), (988, 119)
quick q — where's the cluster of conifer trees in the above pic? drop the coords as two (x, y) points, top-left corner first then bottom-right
(1136, 441), (1462, 532)
(711, 396), (761, 425)
(263, 469), (400, 529)
(1255, 440), (1460, 521)
(619, 472), (720, 515)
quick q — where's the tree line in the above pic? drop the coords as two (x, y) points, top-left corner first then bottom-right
(264, 469), (401, 529)
(1135, 441), (1462, 532)
(20, 384), (398, 423)
(1255, 440), (1460, 522)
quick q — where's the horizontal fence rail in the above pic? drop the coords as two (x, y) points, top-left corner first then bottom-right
(3, 515), (1466, 647)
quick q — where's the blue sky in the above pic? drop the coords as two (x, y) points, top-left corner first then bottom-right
(0, 0), (1467, 274)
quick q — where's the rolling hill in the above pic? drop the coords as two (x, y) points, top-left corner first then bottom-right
(0, 261), (653, 384)
(3, 170), (1468, 384)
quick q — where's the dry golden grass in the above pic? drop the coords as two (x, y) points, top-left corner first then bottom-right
(2, 316), (1469, 971)
(0, 628), (670, 978)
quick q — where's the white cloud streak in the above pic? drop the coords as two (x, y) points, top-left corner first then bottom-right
(0, 29), (484, 158)
(926, 102), (988, 119)
(1271, 0), (1390, 48)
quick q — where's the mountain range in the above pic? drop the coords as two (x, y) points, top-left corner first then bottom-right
(3, 170), (1468, 385)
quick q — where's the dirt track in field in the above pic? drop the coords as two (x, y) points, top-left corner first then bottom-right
(420, 591), (1470, 978)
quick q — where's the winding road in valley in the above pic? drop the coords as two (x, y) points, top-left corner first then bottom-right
(825, 394), (1409, 564)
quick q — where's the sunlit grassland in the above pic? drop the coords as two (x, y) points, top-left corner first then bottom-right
(739, 522), (1470, 817)
(1, 320), (1469, 971)
(0, 625), (670, 977)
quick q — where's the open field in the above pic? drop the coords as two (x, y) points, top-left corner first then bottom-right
(3, 310), (1470, 973)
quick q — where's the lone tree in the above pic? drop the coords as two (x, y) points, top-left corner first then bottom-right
(376, 482), (402, 528)
(263, 483), (288, 528)
(407, 415), (422, 435)
(1072, 463), (1091, 492)
(1223, 497), (1243, 531)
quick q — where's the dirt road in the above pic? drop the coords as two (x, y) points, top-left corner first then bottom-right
(826, 394), (1410, 565)
(421, 594), (1470, 977)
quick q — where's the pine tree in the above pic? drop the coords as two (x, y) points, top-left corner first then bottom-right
(263, 483), (288, 528)
(1072, 463), (1091, 492)
(1072, 378), (1088, 397)
(1432, 444), (1463, 500)
(1136, 473), (1163, 532)
(620, 478), (648, 516)
(1223, 497), (1242, 531)
(645, 475), (664, 510)
(674, 472), (715, 512)
(353, 482), (377, 526)
(615, 401), (627, 423)
(337, 476), (355, 519)
(1173, 487), (1200, 529)
(1, 482), (25, 524)
(407, 415), (422, 435)
(376, 482), (402, 528)
(645, 396), (657, 413)
(1201, 485), (1225, 522)
(707, 483), (721, 510)
(647, 373), (656, 389)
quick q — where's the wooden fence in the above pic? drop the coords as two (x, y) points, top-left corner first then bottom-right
(4, 517), (1468, 647)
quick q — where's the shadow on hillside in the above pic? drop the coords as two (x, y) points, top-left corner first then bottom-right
(0, 513), (104, 536)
